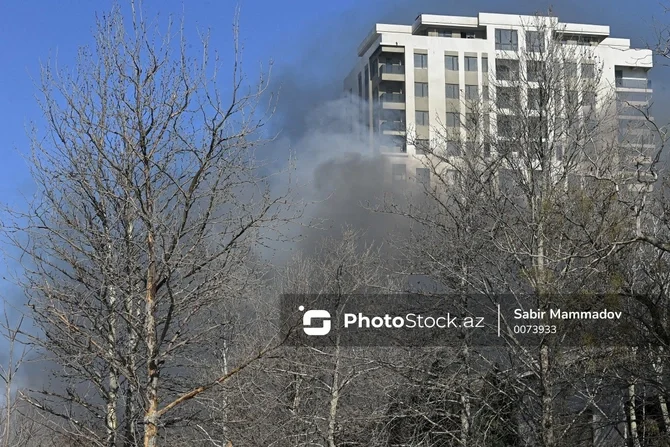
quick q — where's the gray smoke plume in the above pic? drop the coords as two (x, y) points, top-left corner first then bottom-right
(261, 0), (670, 257)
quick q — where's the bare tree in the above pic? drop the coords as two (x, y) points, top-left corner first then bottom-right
(0, 309), (29, 447)
(394, 14), (645, 446)
(4, 3), (295, 446)
(213, 229), (395, 446)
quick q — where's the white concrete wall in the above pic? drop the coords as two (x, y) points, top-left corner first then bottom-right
(345, 13), (653, 180)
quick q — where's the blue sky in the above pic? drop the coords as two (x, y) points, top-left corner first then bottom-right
(0, 0), (667, 322)
(0, 0), (665, 199)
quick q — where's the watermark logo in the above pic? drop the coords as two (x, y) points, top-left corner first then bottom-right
(281, 294), (633, 347)
(299, 305), (331, 336)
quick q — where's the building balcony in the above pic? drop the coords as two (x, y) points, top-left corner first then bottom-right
(615, 78), (652, 90)
(380, 93), (406, 109)
(380, 64), (405, 74)
(372, 63), (405, 83)
(377, 142), (407, 154)
(380, 92), (405, 102)
(618, 128), (654, 145)
(379, 120), (406, 135)
(617, 102), (651, 117)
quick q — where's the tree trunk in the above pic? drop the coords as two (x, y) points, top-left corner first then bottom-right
(143, 226), (160, 447)
(105, 299), (119, 447)
(655, 342), (670, 434)
(124, 221), (139, 447)
(540, 344), (554, 447)
(459, 364), (471, 447)
(123, 381), (137, 447)
(627, 381), (642, 447)
(536, 190), (554, 447)
(106, 234), (119, 447)
(3, 381), (9, 447)
(459, 270), (471, 447)
(327, 338), (341, 447)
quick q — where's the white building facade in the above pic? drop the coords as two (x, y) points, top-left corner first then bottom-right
(344, 12), (653, 183)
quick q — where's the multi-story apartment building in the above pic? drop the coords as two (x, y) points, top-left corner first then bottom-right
(344, 12), (654, 185)
(344, 13), (655, 445)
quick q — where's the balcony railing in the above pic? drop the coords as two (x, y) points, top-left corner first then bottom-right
(617, 91), (652, 103)
(615, 78), (652, 89)
(380, 121), (406, 132)
(617, 101), (651, 116)
(378, 143), (407, 153)
(380, 93), (405, 103)
(495, 42), (518, 51)
(380, 64), (405, 75)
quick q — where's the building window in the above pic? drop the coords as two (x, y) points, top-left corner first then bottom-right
(529, 117), (548, 139)
(446, 112), (459, 127)
(582, 63), (595, 79)
(364, 65), (369, 101)
(394, 136), (408, 153)
(564, 62), (578, 78)
(584, 140), (597, 158)
(497, 115), (516, 138)
(465, 56), (478, 71)
(416, 167), (430, 186)
(415, 82), (429, 97)
(379, 110), (405, 132)
(497, 87), (519, 109)
(553, 88), (562, 109)
(465, 85), (479, 100)
(528, 89), (541, 110)
(429, 28), (452, 37)
(483, 85), (489, 100)
(617, 101), (640, 116)
(527, 61), (543, 82)
(483, 142), (491, 157)
(583, 91), (596, 109)
(446, 142), (461, 156)
(445, 55), (459, 71)
(416, 110), (429, 126)
(380, 59), (405, 75)
(415, 139), (430, 155)
(584, 117), (598, 134)
(617, 91), (651, 103)
(566, 90), (579, 108)
(482, 56), (488, 72)
(496, 59), (519, 80)
(446, 169), (461, 185)
(497, 60), (519, 80)
(555, 143), (563, 161)
(465, 112), (477, 128)
(414, 53), (428, 69)
(392, 163), (406, 182)
(526, 31), (544, 52)
(495, 28), (518, 51)
(554, 117), (564, 136)
(446, 83), (459, 99)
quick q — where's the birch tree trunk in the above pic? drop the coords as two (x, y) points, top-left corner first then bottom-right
(627, 381), (642, 447)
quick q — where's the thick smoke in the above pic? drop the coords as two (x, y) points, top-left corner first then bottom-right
(260, 0), (670, 259)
